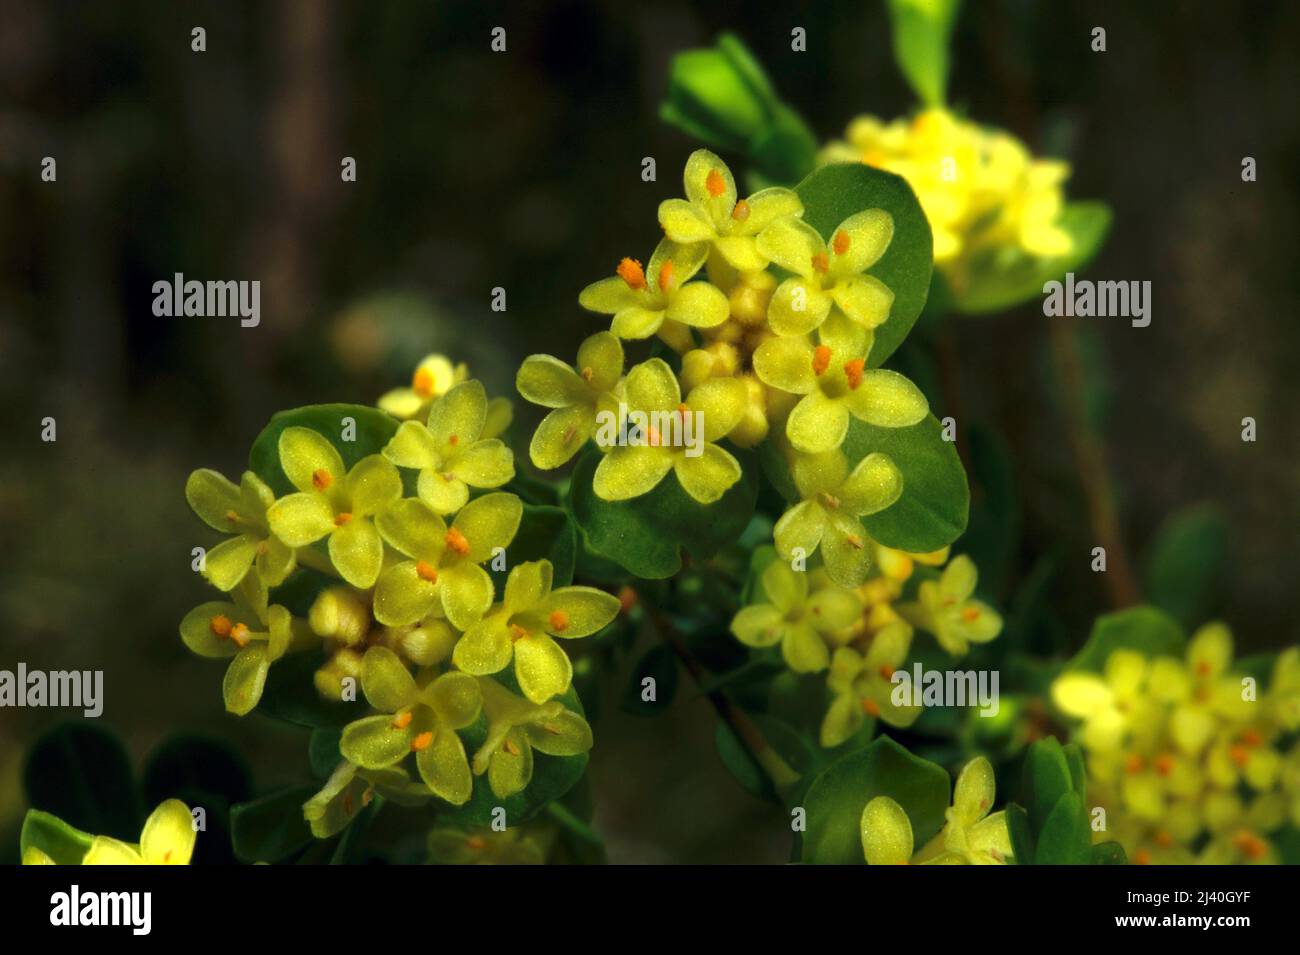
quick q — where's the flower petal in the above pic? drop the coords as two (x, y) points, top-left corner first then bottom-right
(140, 799), (196, 865)
(831, 275), (894, 329)
(451, 439), (514, 489)
(774, 500), (826, 563)
(576, 331), (624, 392)
(428, 672), (483, 729)
(179, 601), (243, 659)
(761, 559), (808, 613)
(828, 209), (894, 277)
(361, 646), (418, 712)
(514, 633), (574, 703)
(185, 468), (242, 531)
(939, 555), (978, 604)
(686, 376), (746, 442)
(530, 405), (597, 470)
(658, 197), (717, 243)
(861, 795), (913, 865)
(440, 562), (496, 631)
(781, 621), (830, 672)
(516, 355), (589, 409)
(664, 282), (730, 329)
(417, 727), (474, 805)
(417, 470), (470, 514)
(384, 420), (443, 470)
(683, 148), (737, 212)
(730, 604), (784, 648)
(768, 278), (832, 336)
(625, 357), (681, 414)
(787, 391), (850, 454)
(202, 535), (258, 591)
(592, 445), (674, 501)
(346, 454), (402, 516)
(673, 443), (742, 504)
(845, 370), (929, 428)
(428, 379), (487, 447)
(453, 617), (514, 675)
(952, 756), (997, 827)
(488, 728), (535, 798)
(223, 646), (270, 716)
(752, 335), (816, 394)
(610, 306), (665, 340)
(525, 710), (594, 756)
(839, 452), (903, 516)
(820, 692), (866, 748)
(375, 497), (447, 560)
(279, 427), (345, 495)
(267, 492), (335, 547)
(328, 518), (384, 588)
(541, 585), (620, 638)
(341, 714), (411, 770)
(756, 215), (824, 277)
(451, 491), (523, 562)
(579, 275), (643, 315)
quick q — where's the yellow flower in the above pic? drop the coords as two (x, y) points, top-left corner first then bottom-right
(579, 239), (729, 351)
(730, 561), (861, 673)
(861, 757), (1011, 865)
(821, 621), (920, 746)
(658, 148), (804, 271)
(516, 332), (625, 469)
(773, 449), (903, 587)
(898, 554), (1002, 656)
(59, 800), (197, 865)
(378, 353), (468, 420)
(590, 358), (747, 504)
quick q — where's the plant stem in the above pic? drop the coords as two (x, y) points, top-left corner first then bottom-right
(1047, 320), (1141, 608)
(646, 603), (800, 790)
(295, 545), (343, 580)
(544, 802), (603, 847)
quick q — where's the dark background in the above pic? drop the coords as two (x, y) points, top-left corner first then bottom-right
(1, 0), (1296, 862)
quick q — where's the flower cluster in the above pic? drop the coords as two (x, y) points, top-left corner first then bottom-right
(821, 108), (1073, 294)
(1052, 624), (1300, 864)
(181, 364), (619, 813)
(518, 149), (928, 521)
(731, 546), (1002, 748)
(860, 756), (1012, 865)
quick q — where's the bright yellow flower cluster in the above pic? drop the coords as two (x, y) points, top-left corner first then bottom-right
(518, 149), (929, 517)
(183, 358), (620, 812)
(731, 544), (1002, 748)
(1052, 624), (1300, 864)
(821, 108), (1072, 295)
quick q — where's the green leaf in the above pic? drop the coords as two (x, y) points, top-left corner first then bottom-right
(230, 785), (317, 863)
(1033, 792), (1091, 865)
(20, 810), (94, 865)
(1067, 605), (1186, 672)
(248, 403), (401, 496)
(1063, 742), (1087, 796)
(1141, 504), (1227, 628)
(1006, 803), (1034, 865)
(1090, 841), (1128, 865)
(849, 415), (969, 552)
(801, 735), (950, 864)
(1022, 738), (1075, 835)
(714, 715), (817, 806)
(567, 444), (759, 579)
(952, 201), (1113, 314)
(23, 723), (142, 843)
(793, 162), (934, 367)
(959, 424), (1018, 596)
(621, 644), (680, 716)
(491, 503), (577, 590)
(308, 728), (344, 780)
(886, 0), (961, 107)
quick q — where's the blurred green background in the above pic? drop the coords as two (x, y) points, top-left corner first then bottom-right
(1, 0), (1296, 862)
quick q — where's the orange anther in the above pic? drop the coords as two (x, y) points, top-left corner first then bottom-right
(731, 199), (751, 222)
(844, 358), (865, 390)
(832, 230), (851, 255)
(845, 533), (864, 550)
(466, 836), (487, 850)
(510, 623), (530, 642)
(334, 512), (353, 526)
(812, 345), (832, 375)
(580, 366), (595, 383)
(312, 468), (333, 491)
(1241, 728), (1262, 748)
(705, 169), (726, 198)
(448, 433), (459, 446)
(1194, 659), (1211, 676)
(445, 527), (470, 556)
(960, 606), (981, 623)
(209, 614), (233, 638)
(392, 711), (413, 730)
(617, 257), (646, 290)
(1155, 830), (1174, 848)
(658, 259), (675, 293)
(618, 586), (638, 614)
(410, 731), (434, 752)
(1233, 832), (1266, 860)
(412, 367), (436, 398)
(1125, 753), (1145, 775)
(811, 252), (830, 273)
(1133, 849), (1152, 865)
(415, 560), (439, 584)
(1154, 754), (1174, 776)
(229, 623), (251, 648)
(1229, 745), (1249, 768)
(862, 698), (881, 717)
(504, 739), (521, 756)
(225, 509), (241, 524)
(548, 610), (570, 633)
(879, 664), (895, 680)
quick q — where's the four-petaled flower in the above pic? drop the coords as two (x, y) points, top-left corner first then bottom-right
(821, 621), (921, 746)
(383, 379), (515, 514)
(68, 800), (195, 866)
(516, 331), (625, 469)
(579, 238), (729, 350)
(265, 427), (403, 588)
(754, 314), (929, 453)
(470, 676), (594, 798)
(730, 561), (862, 673)
(591, 358), (747, 504)
(185, 468), (296, 590)
(378, 353), (468, 420)
(774, 450), (903, 586)
(453, 559), (620, 703)
(898, 554), (1002, 656)
(756, 207), (896, 336)
(373, 492), (523, 630)
(658, 149), (804, 271)
(339, 647), (483, 805)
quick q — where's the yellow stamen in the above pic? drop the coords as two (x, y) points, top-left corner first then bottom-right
(844, 533), (864, 550)
(504, 739), (521, 757)
(812, 345), (832, 376)
(209, 614), (233, 638)
(224, 509), (241, 524)
(312, 468), (333, 491)
(410, 731), (433, 752)
(548, 610), (570, 633)
(617, 257), (646, 290)
(445, 527), (470, 556)
(392, 711), (413, 730)
(415, 560), (439, 584)
(832, 230), (851, 255)
(229, 623), (251, 649)
(580, 366), (594, 383)
(843, 358), (865, 390)
(818, 492), (841, 510)
(705, 169), (726, 198)
(412, 367), (436, 398)
(510, 623), (530, 642)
